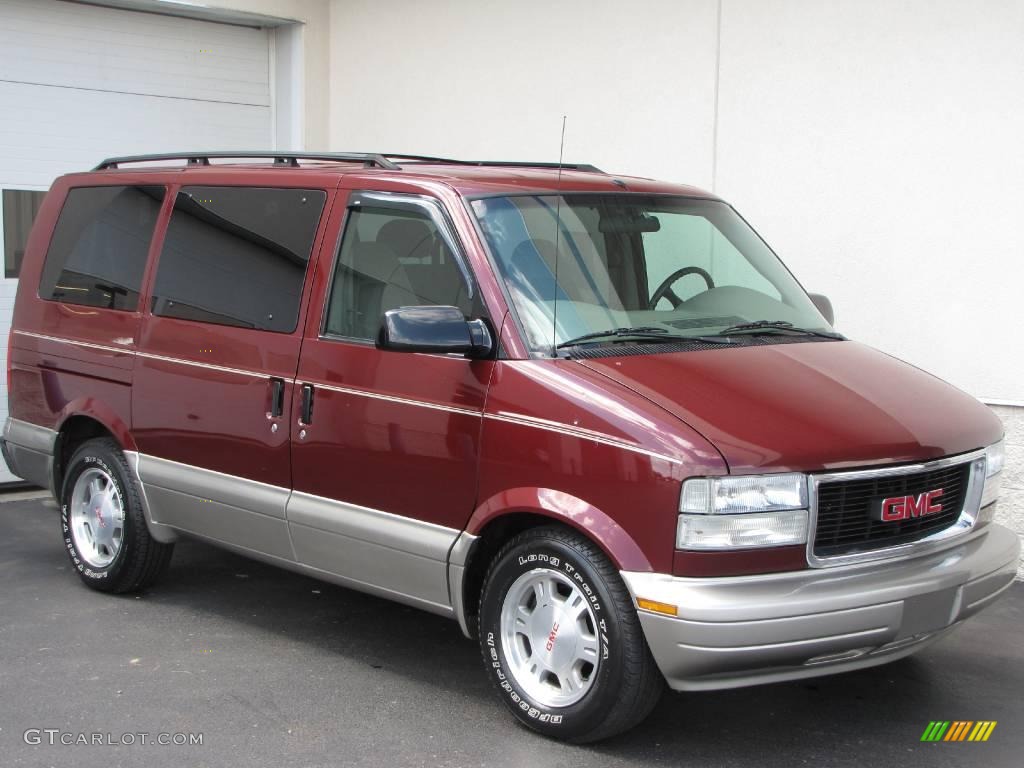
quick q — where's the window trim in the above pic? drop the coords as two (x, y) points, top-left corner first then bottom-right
(318, 190), (483, 345)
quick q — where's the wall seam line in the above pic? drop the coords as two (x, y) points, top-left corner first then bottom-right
(711, 0), (723, 192)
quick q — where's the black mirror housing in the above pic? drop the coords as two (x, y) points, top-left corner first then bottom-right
(809, 293), (835, 326)
(377, 305), (493, 359)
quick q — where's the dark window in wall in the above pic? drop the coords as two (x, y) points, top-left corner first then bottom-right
(152, 186), (326, 333)
(38, 185), (164, 310)
(3, 189), (46, 278)
(324, 206), (476, 340)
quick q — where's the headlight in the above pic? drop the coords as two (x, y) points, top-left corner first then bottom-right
(677, 474), (809, 550)
(677, 509), (809, 549)
(985, 440), (1005, 478)
(680, 474), (807, 515)
(981, 439), (1005, 510)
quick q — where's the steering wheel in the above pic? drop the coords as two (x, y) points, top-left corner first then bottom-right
(648, 267), (715, 309)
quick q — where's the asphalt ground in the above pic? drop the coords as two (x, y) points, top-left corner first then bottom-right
(1, 492), (1021, 768)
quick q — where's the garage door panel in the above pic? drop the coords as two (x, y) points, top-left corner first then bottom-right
(0, 83), (271, 188)
(0, 0), (270, 105)
(0, 1), (275, 484)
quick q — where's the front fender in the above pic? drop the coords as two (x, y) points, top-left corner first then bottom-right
(466, 487), (652, 572)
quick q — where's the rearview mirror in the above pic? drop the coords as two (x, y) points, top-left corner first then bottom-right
(377, 306), (493, 359)
(809, 293), (835, 326)
(598, 212), (661, 234)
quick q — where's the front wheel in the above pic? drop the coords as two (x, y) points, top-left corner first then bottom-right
(478, 526), (663, 743)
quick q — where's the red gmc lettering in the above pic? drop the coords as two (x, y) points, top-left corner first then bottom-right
(880, 488), (944, 521)
(545, 622), (560, 652)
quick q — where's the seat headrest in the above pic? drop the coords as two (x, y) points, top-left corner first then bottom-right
(348, 241), (407, 285)
(512, 238), (558, 265)
(377, 218), (434, 260)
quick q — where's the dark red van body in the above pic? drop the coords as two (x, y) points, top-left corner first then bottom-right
(3, 155), (1017, 734)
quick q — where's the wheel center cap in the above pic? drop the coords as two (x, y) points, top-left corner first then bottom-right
(534, 604), (575, 670)
(545, 621), (561, 652)
(94, 505), (106, 527)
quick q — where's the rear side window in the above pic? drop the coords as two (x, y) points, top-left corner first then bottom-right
(39, 185), (165, 311)
(152, 186), (326, 333)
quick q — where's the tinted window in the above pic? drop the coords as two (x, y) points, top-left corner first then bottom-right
(3, 189), (46, 278)
(324, 205), (474, 340)
(39, 186), (164, 310)
(152, 187), (326, 333)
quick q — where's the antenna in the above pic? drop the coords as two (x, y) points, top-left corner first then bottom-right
(551, 115), (567, 355)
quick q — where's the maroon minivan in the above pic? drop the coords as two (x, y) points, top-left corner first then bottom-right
(3, 152), (1018, 742)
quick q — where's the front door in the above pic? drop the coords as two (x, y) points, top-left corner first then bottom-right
(132, 184), (330, 559)
(288, 191), (493, 611)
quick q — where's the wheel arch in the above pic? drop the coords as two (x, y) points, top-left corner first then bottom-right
(451, 487), (652, 638)
(52, 401), (135, 498)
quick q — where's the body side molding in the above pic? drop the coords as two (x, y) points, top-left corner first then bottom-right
(2, 418), (57, 491)
(447, 531), (480, 638)
(287, 490), (460, 608)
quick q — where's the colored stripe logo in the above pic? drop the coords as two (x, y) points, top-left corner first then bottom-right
(921, 721), (997, 742)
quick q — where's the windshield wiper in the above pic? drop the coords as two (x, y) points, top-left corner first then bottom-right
(556, 326), (735, 349)
(717, 320), (844, 340)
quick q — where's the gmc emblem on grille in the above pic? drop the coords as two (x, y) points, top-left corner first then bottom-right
(872, 488), (944, 522)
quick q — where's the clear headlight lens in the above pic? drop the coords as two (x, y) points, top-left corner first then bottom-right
(677, 509), (809, 549)
(981, 439), (1005, 509)
(679, 474), (808, 515)
(985, 440), (1005, 478)
(677, 474), (809, 550)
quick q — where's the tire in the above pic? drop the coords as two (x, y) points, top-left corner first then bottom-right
(478, 525), (663, 743)
(60, 437), (173, 593)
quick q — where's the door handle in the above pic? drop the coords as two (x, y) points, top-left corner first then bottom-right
(269, 378), (285, 417)
(300, 384), (314, 425)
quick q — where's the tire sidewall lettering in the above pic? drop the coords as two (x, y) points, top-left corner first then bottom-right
(483, 545), (618, 728)
(62, 453), (125, 581)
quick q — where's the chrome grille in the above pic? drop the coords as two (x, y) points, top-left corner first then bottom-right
(812, 462), (971, 558)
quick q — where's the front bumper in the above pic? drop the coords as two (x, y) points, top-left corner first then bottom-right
(621, 522), (1020, 691)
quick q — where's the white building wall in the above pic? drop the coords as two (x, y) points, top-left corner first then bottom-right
(713, 0), (1024, 405)
(327, 0), (721, 188)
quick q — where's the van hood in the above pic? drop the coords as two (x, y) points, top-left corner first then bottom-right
(576, 340), (1002, 473)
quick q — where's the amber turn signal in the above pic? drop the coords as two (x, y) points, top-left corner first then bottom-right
(636, 598), (678, 616)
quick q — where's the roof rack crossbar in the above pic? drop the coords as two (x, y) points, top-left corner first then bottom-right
(93, 152), (603, 174)
(93, 151), (400, 171)
(380, 154), (604, 173)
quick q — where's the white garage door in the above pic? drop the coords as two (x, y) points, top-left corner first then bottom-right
(0, 0), (273, 483)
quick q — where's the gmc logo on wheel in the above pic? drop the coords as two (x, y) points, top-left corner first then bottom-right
(873, 488), (944, 521)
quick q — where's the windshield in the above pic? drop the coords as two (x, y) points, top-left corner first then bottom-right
(471, 194), (832, 354)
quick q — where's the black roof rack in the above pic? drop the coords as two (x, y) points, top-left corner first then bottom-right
(92, 151), (603, 174)
(93, 151), (400, 171)
(381, 154), (604, 173)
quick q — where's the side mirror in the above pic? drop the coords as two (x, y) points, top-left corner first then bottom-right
(809, 293), (835, 326)
(377, 305), (493, 359)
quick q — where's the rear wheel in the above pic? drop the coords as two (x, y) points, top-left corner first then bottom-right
(478, 525), (663, 743)
(60, 438), (173, 593)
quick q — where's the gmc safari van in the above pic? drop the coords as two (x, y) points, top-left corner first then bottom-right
(2, 152), (1018, 743)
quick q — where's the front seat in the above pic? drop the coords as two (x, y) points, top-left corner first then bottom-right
(376, 218), (470, 311)
(327, 241), (419, 339)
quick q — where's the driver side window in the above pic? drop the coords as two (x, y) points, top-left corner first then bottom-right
(643, 213), (780, 308)
(324, 204), (478, 340)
